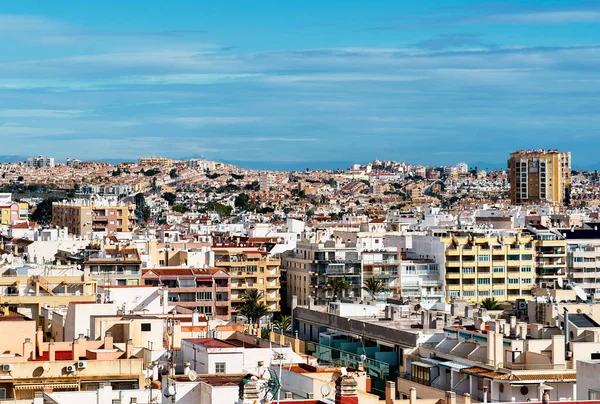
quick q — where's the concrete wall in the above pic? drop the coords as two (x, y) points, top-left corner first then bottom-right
(576, 360), (600, 400)
(65, 302), (117, 341)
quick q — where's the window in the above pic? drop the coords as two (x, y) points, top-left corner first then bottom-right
(521, 266), (532, 272)
(492, 289), (504, 296)
(463, 291), (475, 297)
(478, 291), (490, 296)
(215, 362), (226, 373)
(141, 323), (151, 332)
(448, 291), (459, 297)
(591, 353), (600, 360)
(196, 292), (212, 301)
(493, 267), (504, 273)
(246, 265), (258, 273)
(523, 278), (532, 284)
(521, 254), (533, 261)
(508, 279), (519, 284)
(477, 278), (490, 285)
(507, 255), (520, 261)
(478, 255), (490, 262)
(462, 267), (475, 274)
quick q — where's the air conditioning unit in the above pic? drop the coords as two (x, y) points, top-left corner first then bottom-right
(2, 364), (12, 372)
(518, 301), (527, 310)
(95, 293), (104, 304)
(65, 365), (76, 373)
(77, 361), (87, 369)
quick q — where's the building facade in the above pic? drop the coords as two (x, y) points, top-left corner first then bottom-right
(213, 248), (281, 314)
(27, 155), (55, 168)
(508, 149), (572, 206)
(52, 198), (136, 237)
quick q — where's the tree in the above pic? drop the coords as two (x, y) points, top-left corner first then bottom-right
(169, 168), (178, 179)
(31, 198), (57, 225)
(272, 314), (292, 334)
(172, 204), (186, 213)
(234, 193), (253, 211)
(134, 193), (151, 222)
(481, 297), (500, 310)
(163, 192), (177, 206)
(362, 278), (386, 301)
(238, 289), (269, 325)
(326, 278), (350, 301)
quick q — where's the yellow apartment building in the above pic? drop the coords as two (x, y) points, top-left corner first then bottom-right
(213, 248), (281, 314)
(508, 149), (571, 206)
(442, 234), (536, 303)
(138, 156), (174, 167)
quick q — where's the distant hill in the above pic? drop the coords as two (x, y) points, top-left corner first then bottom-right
(0, 155), (27, 163)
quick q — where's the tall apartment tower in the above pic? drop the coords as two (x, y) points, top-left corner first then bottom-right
(508, 149), (571, 206)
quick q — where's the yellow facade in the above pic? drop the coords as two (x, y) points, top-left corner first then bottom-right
(443, 235), (536, 303)
(213, 248), (281, 314)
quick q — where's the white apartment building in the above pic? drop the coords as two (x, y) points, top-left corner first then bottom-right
(27, 155), (55, 168)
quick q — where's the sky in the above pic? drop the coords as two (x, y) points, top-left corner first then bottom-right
(1, 1), (600, 169)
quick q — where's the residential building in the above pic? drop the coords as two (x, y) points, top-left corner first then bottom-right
(142, 267), (231, 319)
(565, 227), (600, 299)
(442, 233), (536, 302)
(361, 248), (401, 300)
(213, 248), (281, 314)
(0, 201), (29, 225)
(52, 197), (136, 237)
(282, 237), (361, 307)
(56, 246), (142, 286)
(508, 149), (572, 205)
(399, 259), (444, 308)
(27, 155), (55, 168)
(138, 156), (173, 167)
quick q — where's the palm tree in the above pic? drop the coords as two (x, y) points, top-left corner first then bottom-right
(362, 278), (386, 301)
(273, 314), (292, 334)
(326, 278), (350, 301)
(481, 297), (500, 310)
(238, 289), (269, 325)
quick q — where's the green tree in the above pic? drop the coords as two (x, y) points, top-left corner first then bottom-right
(172, 204), (186, 213)
(272, 314), (292, 334)
(326, 278), (350, 301)
(31, 198), (58, 225)
(169, 168), (178, 179)
(234, 193), (253, 211)
(238, 289), (269, 325)
(362, 278), (386, 301)
(134, 193), (151, 222)
(163, 192), (177, 206)
(481, 297), (500, 310)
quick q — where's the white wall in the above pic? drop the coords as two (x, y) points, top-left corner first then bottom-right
(100, 286), (164, 315)
(577, 360), (600, 400)
(65, 302), (117, 341)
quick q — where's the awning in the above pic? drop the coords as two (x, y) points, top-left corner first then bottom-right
(15, 382), (79, 390)
(411, 361), (434, 368)
(439, 360), (470, 370)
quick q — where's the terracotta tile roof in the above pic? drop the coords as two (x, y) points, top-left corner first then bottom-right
(462, 366), (504, 379)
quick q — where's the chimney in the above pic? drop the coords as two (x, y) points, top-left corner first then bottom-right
(446, 391), (457, 404)
(23, 338), (34, 361)
(192, 309), (200, 326)
(517, 322), (527, 340)
(104, 331), (113, 350)
(49, 339), (56, 362)
(184, 362), (191, 376)
(409, 387), (417, 404)
(509, 316), (517, 333)
(36, 327), (44, 356)
(125, 339), (134, 359)
(335, 375), (359, 404)
(385, 381), (395, 404)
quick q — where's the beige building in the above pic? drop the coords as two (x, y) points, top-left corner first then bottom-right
(213, 248), (281, 314)
(443, 234), (536, 303)
(52, 198), (136, 237)
(508, 149), (572, 206)
(138, 156), (173, 167)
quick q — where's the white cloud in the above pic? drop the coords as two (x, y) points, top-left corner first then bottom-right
(0, 109), (86, 118)
(0, 14), (63, 33)
(166, 117), (264, 128)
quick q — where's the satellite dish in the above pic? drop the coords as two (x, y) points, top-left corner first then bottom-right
(574, 285), (587, 301)
(557, 277), (564, 289)
(144, 377), (152, 388)
(164, 385), (176, 397)
(320, 384), (332, 398)
(188, 370), (198, 381)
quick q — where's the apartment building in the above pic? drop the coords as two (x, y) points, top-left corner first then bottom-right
(361, 249), (401, 300)
(0, 201), (29, 226)
(282, 237), (361, 307)
(56, 246), (142, 286)
(563, 224), (600, 300)
(441, 234), (536, 302)
(52, 197), (136, 237)
(138, 156), (173, 167)
(508, 149), (572, 206)
(27, 155), (55, 168)
(213, 248), (281, 314)
(142, 267), (231, 319)
(399, 259), (444, 308)
(526, 225), (568, 288)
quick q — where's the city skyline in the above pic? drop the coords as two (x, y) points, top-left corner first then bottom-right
(1, 1), (600, 165)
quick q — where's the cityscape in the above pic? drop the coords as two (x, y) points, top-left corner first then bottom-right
(2, 1), (600, 404)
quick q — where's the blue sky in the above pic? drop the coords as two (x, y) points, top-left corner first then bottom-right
(1, 1), (600, 169)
